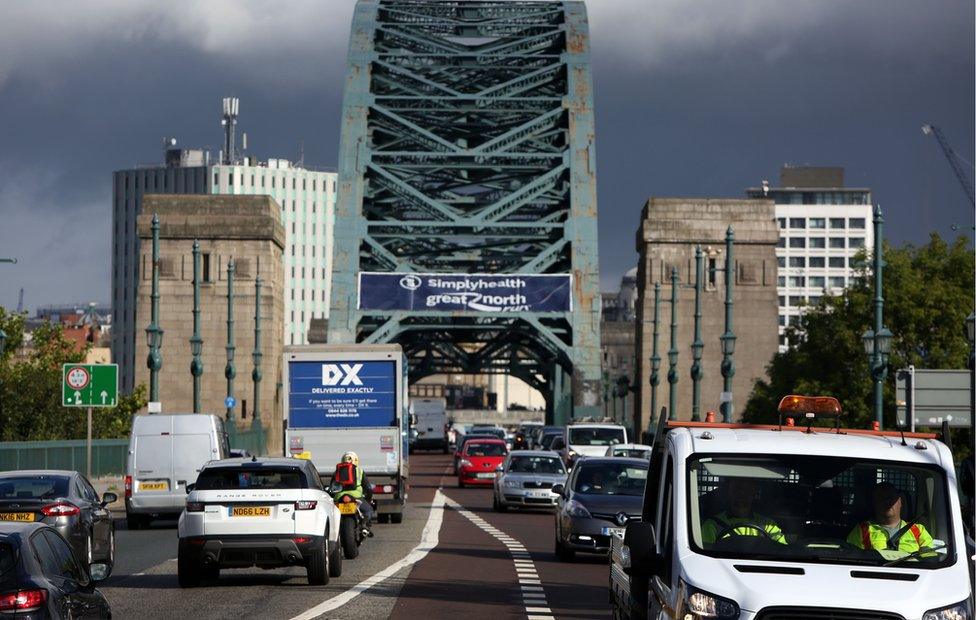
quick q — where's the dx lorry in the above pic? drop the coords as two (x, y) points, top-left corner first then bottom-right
(283, 344), (408, 524)
(610, 395), (973, 620)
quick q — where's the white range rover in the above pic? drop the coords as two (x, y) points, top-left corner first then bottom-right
(177, 457), (342, 587)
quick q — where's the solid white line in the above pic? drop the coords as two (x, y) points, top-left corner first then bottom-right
(289, 489), (447, 620)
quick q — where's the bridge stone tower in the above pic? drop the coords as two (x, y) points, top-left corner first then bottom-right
(329, 0), (602, 423)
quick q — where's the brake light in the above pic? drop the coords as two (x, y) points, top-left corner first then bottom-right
(294, 500), (317, 510)
(293, 537), (311, 544)
(125, 475), (132, 498)
(342, 495), (352, 504)
(40, 502), (80, 517)
(187, 538), (206, 546)
(185, 502), (205, 513)
(0, 589), (47, 612)
(372, 484), (394, 494)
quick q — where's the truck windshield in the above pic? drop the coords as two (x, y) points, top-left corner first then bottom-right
(687, 455), (954, 569)
(569, 427), (624, 446)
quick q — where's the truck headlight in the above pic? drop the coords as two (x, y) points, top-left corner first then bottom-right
(681, 581), (739, 619)
(924, 600), (972, 620)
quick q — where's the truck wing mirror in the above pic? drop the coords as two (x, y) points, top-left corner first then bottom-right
(622, 521), (662, 576)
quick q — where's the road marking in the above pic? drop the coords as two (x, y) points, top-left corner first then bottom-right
(444, 496), (554, 619)
(290, 489), (447, 620)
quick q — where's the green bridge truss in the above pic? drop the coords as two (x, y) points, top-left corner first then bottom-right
(329, 0), (601, 423)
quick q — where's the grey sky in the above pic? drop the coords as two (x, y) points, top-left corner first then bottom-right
(0, 0), (972, 310)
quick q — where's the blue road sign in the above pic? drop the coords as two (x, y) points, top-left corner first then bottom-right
(225, 396), (236, 409)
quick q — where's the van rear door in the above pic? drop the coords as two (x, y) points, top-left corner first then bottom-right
(134, 434), (173, 493)
(173, 433), (213, 489)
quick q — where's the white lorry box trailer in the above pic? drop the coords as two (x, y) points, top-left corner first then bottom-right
(283, 344), (408, 523)
(409, 397), (449, 453)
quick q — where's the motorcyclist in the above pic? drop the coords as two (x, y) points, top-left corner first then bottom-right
(338, 451), (375, 528)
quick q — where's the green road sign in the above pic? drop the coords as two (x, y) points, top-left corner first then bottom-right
(62, 364), (118, 407)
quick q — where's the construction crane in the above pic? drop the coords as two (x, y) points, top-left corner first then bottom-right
(921, 124), (975, 207)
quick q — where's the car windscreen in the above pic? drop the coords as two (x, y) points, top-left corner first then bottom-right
(0, 476), (70, 500)
(569, 427), (625, 446)
(612, 448), (651, 459)
(195, 467), (307, 490)
(540, 433), (561, 449)
(508, 456), (565, 475)
(573, 462), (647, 496)
(465, 443), (507, 457)
(687, 455), (954, 569)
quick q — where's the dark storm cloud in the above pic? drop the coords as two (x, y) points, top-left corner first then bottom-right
(0, 0), (971, 308)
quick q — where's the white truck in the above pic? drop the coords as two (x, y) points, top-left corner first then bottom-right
(610, 395), (973, 620)
(409, 397), (449, 453)
(283, 344), (408, 524)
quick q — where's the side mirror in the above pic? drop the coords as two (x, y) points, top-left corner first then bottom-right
(495, 465), (504, 472)
(622, 521), (662, 576)
(185, 484), (196, 494)
(551, 483), (564, 497)
(100, 492), (117, 506)
(328, 481), (343, 495)
(88, 562), (111, 583)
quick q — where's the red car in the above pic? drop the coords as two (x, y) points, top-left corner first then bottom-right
(457, 439), (508, 488)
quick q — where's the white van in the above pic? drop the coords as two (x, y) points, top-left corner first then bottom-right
(125, 414), (229, 529)
(610, 395), (972, 619)
(409, 398), (449, 453)
(558, 423), (628, 465)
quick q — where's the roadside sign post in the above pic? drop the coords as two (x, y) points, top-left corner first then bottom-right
(62, 364), (119, 479)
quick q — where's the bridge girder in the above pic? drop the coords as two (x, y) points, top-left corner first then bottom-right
(330, 0), (602, 422)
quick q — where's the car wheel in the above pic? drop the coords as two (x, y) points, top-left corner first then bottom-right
(340, 517), (359, 559)
(177, 544), (201, 588)
(202, 563), (220, 583)
(389, 512), (403, 524)
(554, 531), (574, 562)
(377, 513), (390, 524)
(457, 479), (465, 489)
(125, 513), (142, 531)
(306, 538), (330, 585)
(328, 537), (343, 578)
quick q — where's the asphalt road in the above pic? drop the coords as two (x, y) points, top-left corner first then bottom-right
(100, 454), (610, 619)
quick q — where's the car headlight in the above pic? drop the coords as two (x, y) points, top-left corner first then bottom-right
(924, 600), (972, 620)
(682, 581), (740, 619)
(565, 499), (591, 518)
(459, 459), (473, 468)
(503, 479), (521, 488)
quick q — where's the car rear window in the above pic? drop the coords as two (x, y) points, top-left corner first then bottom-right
(195, 467), (307, 490)
(0, 476), (70, 500)
(465, 443), (507, 457)
(0, 541), (15, 577)
(508, 456), (564, 474)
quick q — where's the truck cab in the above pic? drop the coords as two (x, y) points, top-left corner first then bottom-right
(610, 395), (973, 620)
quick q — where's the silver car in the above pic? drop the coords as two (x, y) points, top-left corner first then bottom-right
(492, 451), (567, 512)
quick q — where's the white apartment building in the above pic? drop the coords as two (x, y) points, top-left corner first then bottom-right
(746, 166), (873, 351)
(112, 148), (337, 392)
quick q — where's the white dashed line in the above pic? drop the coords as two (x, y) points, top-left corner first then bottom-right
(444, 496), (554, 619)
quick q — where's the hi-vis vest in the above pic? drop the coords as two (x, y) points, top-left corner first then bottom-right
(335, 463), (365, 500)
(847, 520), (933, 552)
(701, 512), (787, 544)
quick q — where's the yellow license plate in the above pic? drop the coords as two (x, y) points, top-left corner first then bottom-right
(231, 506), (271, 517)
(337, 503), (357, 515)
(0, 513), (34, 522)
(139, 481), (169, 491)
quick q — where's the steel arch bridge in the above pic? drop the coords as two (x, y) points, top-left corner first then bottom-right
(329, 0), (601, 423)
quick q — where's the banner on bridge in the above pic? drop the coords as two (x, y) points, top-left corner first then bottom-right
(357, 272), (572, 313)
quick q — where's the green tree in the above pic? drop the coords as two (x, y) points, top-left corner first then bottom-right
(743, 234), (974, 438)
(0, 307), (147, 441)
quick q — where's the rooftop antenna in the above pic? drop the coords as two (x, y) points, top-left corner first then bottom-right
(221, 97), (240, 165)
(297, 140), (305, 168)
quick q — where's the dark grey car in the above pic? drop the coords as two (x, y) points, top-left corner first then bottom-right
(0, 470), (116, 572)
(553, 457), (647, 560)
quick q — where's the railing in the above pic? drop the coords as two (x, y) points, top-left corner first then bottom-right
(0, 439), (129, 478)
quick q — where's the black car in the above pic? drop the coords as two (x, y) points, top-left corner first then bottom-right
(0, 471), (115, 573)
(0, 522), (111, 618)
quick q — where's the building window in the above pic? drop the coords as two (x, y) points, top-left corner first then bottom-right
(213, 171), (219, 186)
(809, 217), (826, 229)
(789, 237), (806, 248)
(788, 315), (800, 326)
(779, 335), (788, 346)
(313, 180), (317, 191)
(777, 276), (786, 287)
(809, 276), (825, 288)
(789, 295), (805, 306)
(788, 276), (805, 287)
(228, 173), (234, 186)
(849, 237), (865, 249)
(828, 276), (846, 288)
(829, 217), (846, 229)
(829, 257), (845, 268)
(788, 256), (805, 268)
(809, 257), (825, 268)
(808, 295), (822, 305)
(707, 258), (717, 289)
(202, 253), (212, 282)
(777, 256), (786, 268)
(302, 179), (306, 190)
(777, 237), (786, 248)
(778, 295), (786, 307)
(777, 217), (786, 229)
(261, 176), (265, 188)
(272, 178), (276, 189)
(778, 315), (786, 326)
(291, 266), (295, 277)
(789, 218), (806, 229)
(809, 237), (826, 248)
(292, 179), (297, 190)
(849, 218), (866, 229)
(829, 238), (846, 249)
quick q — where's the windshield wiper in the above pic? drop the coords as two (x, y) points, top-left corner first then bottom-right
(882, 544), (947, 567)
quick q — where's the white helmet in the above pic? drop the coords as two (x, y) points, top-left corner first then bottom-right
(341, 451), (360, 466)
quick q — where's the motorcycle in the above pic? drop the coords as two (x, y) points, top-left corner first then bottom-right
(328, 482), (374, 559)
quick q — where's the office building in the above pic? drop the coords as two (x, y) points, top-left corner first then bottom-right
(746, 166), (873, 351)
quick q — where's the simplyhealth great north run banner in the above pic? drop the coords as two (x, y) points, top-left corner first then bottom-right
(357, 273), (573, 313)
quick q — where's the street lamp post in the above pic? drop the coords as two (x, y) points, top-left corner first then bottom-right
(189, 240), (203, 413)
(602, 369), (610, 418)
(0, 328), (6, 428)
(690, 246), (704, 422)
(225, 259), (236, 434)
(720, 226), (737, 422)
(966, 312), (975, 431)
(667, 266), (679, 421)
(649, 283), (661, 428)
(145, 214), (163, 406)
(862, 206), (892, 428)
(252, 277), (263, 439)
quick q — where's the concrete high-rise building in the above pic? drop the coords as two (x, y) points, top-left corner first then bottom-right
(113, 137), (336, 393)
(746, 166), (873, 351)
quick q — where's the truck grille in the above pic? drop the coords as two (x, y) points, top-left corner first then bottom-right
(757, 608), (904, 620)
